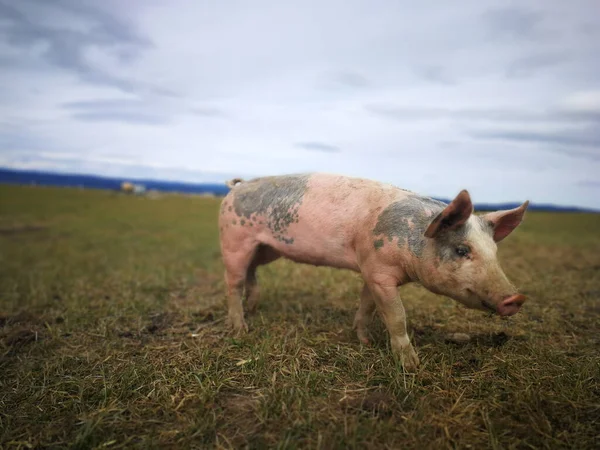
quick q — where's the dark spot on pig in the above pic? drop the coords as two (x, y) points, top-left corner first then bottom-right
(232, 174), (309, 242)
(372, 196), (446, 257)
(228, 206), (232, 212)
(373, 239), (384, 250)
(240, 219), (246, 226)
(232, 219), (237, 225)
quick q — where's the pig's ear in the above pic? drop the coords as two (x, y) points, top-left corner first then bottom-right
(481, 201), (530, 242)
(424, 190), (473, 238)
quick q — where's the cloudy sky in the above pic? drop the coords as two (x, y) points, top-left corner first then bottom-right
(0, 0), (599, 208)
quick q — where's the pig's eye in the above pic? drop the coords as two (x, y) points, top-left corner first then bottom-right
(455, 245), (470, 257)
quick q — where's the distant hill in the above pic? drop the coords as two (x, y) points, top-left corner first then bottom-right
(0, 167), (229, 196)
(0, 167), (597, 213)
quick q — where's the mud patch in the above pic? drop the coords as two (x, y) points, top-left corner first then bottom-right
(192, 309), (216, 323)
(581, 290), (600, 300)
(411, 325), (439, 344)
(5, 328), (39, 347)
(0, 225), (48, 236)
(472, 331), (512, 348)
(340, 391), (394, 417)
(0, 311), (41, 328)
(118, 331), (135, 338)
(144, 312), (181, 335)
(214, 394), (262, 446)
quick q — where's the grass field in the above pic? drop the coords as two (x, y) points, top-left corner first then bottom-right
(1, 184), (599, 449)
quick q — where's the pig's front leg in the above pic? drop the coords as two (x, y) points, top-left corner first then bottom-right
(365, 276), (420, 372)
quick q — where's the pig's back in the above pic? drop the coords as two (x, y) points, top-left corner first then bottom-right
(221, 173), (414, 270)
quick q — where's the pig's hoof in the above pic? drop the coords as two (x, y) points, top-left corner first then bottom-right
(393, 344), (420, 372)
(356, 329), (370, 345)
(227, 316), (249, 335)
(400, 348), (420, 372)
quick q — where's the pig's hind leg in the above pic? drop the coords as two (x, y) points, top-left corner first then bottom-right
(245, 244), (281, 314)
(222, 241), (260, 334)
(353, 283), (377, 344)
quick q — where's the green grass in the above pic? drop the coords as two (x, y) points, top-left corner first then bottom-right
(1, 184), (599, 449)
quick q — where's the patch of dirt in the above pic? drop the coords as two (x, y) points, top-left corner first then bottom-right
(0, 311), (41, 328)
(192, 309), (216, 323)
(411, 325), (443, 346)
(216, 394), (263, 445)
(144, 312), (181, 334)
(340, 391), (394, 417)
(4, 328), (39, 347)
(220, 394), (260, 414)
(445, 332), (471, 345)
(581, 290), (600, 300)
(585, 304), (600, 315)
(472, 331), (512, 348)
(0, 225), (48, 236)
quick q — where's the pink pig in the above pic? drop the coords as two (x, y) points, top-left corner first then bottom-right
(218, 173), (529, 371)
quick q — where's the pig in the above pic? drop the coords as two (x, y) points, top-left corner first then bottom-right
(218, 173), (529, 371)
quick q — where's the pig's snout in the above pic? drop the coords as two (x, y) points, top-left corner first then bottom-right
(496, 294), (526, 316)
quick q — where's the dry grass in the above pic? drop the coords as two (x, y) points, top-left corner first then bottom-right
(0, 184), (599, 449)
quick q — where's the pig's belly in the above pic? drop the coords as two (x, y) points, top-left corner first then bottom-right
(257, 225), (360, 272)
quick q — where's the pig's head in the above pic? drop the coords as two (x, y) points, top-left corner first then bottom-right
(419, 190), (529, 317)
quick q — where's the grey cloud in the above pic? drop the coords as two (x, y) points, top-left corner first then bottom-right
(438, 141), (461, 149)
(365, 105), (539, 122)
(0, 130), (54, 151)
(415, 65), (456, 85)
(368, 103), (600, 160)
(334, 71), (370, 88)
(317, 70), (370, 90)
(62, 99), (145, 110)
(467, 128), (600, 162)
(49, 0), (151, 49)
(62, 98), (225, 123)
(62, 99), (170, 125)
(468, 129), (600, 149)
(483, 7), (546, 40)
(0, 1), (171, 96)
(577, 180), (600, 188)
(190, 107), (229, 118)
(295, 142), (341, 153)
(365, 104), (600, 125)
(579, 21), (600, 37)
(506, 52), (571, 78)
(70, 112), (169, 125)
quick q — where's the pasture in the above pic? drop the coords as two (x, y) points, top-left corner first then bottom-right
(0, 185), (599, 449)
